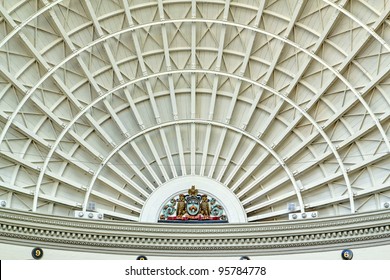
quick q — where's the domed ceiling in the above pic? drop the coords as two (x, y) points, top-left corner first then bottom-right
(0, 0), (389, 222)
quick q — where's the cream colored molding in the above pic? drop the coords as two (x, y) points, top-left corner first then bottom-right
(1, 208), (390, 257)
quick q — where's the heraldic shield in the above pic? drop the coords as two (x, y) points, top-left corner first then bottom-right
(186, 196), (200, 216)
(159, 185), (227, 222)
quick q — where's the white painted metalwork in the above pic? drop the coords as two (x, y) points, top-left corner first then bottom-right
(0, 0), (389, 222)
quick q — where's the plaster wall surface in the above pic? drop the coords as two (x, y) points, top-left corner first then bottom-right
(1, 243), (389, 260)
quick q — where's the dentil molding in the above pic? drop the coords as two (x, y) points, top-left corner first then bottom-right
(1, 208), (390, 256)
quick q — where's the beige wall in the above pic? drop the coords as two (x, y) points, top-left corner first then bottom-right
(1, 243), (389, 260)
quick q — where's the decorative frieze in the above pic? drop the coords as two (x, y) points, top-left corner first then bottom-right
(1, 208), (390, 256)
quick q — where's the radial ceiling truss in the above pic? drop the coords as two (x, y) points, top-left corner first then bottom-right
(0, 0), (390, 222)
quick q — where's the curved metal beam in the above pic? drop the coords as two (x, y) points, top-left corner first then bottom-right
(24, 53), (381, 219)
(39, 68), (358, 213)
(1, 17), (388, 150)
(217, 0), (304, 183)
(25, 67), (328, 214)
(199, 0), (231, 177)
(157, 0), (187, 177)
(211, 0), (267, 179)
(0, 0), (63, 49)
(2, 18), (389, 213)
(323, 0), (390, 49)
(82, 118), (303, 213)
(122, 0), (179, 179)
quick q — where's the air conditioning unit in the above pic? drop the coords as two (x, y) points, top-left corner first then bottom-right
(74, 211), (104, 220)
(289, 211), (318, 220)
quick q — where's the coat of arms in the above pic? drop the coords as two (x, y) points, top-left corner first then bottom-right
(186, 196), (200, 216)
(159, 185), (227, 223)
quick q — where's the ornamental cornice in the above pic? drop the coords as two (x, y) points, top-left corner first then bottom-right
(1, 208), (390, 256)
(1, 209), (390, 233)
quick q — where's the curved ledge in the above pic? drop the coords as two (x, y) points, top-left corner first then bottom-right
(1, 208), (390, 257)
